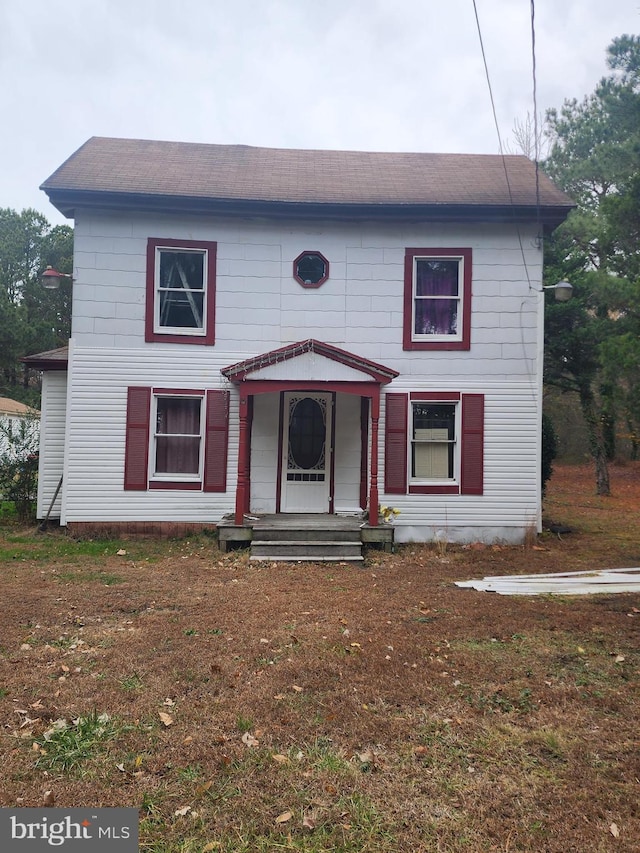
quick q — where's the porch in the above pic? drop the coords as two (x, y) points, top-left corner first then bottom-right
(221, 339), (400, 529)
(217, 513), (394, 561)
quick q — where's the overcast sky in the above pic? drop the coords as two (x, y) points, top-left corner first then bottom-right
(2, 0), (639, 225)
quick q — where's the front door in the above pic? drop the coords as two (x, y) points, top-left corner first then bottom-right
(281, 392), (332, 512)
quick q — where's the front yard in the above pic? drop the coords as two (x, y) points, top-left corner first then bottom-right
(1, 464), (639, 852)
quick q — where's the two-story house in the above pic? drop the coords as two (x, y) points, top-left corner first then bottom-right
(30, 137), (572, 549)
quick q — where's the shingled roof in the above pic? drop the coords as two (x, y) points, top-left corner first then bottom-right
(41, 137), (573, 224)
(21, 346), (69, 371)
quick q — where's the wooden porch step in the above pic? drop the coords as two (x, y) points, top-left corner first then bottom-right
(217, 513), (393, 557)
(251, 527), (361, 542)
(250, 538), (363, 562)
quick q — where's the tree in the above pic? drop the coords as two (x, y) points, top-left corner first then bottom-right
(543, 35), (640, 493)
(0, 411), (40, 522)
(506, 111), (550, 160)
(0, 209), (73, 403)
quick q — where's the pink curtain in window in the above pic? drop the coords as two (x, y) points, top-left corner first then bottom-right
(414, 261), (459, 335)
(156, 399), (200, 474)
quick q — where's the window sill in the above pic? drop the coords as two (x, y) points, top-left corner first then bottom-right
(149, 480), (202, 491)
(404, 339), (469, 351)
(146, 331), (212, 346)
(408, 484), (460, 495)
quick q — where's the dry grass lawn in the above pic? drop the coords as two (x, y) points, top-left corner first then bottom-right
(1, 462), (639, 852)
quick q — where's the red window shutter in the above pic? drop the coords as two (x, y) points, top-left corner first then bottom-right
(384, 393), (408, 494)
(124, 387), (151, 490)
(203, 389), (230, 492)
(461, 394), (484, 495)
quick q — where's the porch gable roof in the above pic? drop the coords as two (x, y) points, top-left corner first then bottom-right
(221, 339), (399, 385)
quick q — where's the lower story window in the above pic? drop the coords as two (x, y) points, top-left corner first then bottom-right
(124, 386), (230, 492)
(154, 395), (202, 478)
(384, 391), (484, 496)
(411, 403), (456, 480)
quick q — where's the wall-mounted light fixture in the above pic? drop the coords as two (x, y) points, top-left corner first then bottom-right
(543, 280), (573, 302)
(41, 266), (73, 290)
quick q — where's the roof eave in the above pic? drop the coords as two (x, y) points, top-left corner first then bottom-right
(41, 188), (574, 228)
(22, 346), (69, 371)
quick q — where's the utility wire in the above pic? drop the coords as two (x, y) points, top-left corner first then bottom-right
(471, 0), (538, 291)
(530, 0), (542, 244)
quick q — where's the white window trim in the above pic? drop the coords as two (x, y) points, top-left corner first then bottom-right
(411, 254), (465, 343)
(150, 393), (205, 483)
(409, 400), (460, 485)
(154, 246), (209, 337)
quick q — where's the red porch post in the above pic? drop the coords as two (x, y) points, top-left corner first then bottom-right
(234, 389), (250, 525)
(369, 388), (380, 526)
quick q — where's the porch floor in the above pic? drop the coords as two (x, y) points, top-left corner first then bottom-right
(217, 513), (394, 557)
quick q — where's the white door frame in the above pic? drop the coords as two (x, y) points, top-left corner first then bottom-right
(280, 392), (332, 513)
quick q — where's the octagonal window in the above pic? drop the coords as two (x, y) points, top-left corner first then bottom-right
(293, 251), (329, 288)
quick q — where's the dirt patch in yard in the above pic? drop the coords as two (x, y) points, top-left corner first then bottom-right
(0, 463), (639, 852)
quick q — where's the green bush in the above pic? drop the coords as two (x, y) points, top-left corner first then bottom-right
(0, 414), (39, 522)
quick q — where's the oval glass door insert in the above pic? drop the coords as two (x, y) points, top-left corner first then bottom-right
(288, 396), (326, 471)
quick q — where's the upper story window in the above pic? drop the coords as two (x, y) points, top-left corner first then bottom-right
(145, 238), (217, 345)
(403, 248), (472, 351)
(293, 251), (329, 287)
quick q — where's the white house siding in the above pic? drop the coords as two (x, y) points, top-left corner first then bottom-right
(333, 393), (362, 512)
(61, 346), (238, 525)
(36, 372), (66, 519)
(250, 392), (280, 513)
(60, 210), (545, 540)
(379, 381), (542, 545)
(71, 212), (542, 377)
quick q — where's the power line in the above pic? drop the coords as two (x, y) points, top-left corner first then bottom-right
(471, 0), (507, 157)
(471, 0), (540, 292)
(530, 0), (542, 244)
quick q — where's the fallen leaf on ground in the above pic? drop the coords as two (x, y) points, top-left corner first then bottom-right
(302, 812), (317, 831)
(174, 806), (191, 817)
(275, 810), (293, 824)
(159, 712), (174, 727)
(272, 754), (288, 764)
(610, 823), (620, 838)
(241, 732), (259, 747)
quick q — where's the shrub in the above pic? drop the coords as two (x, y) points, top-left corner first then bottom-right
(0, 413), (39, 521)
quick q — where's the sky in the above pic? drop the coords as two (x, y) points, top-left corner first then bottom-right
(2, 0), (639, 226)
